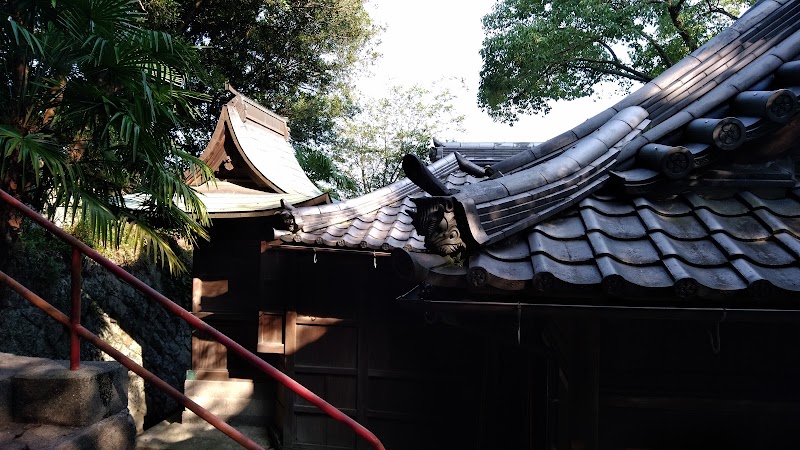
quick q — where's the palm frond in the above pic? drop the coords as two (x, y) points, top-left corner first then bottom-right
(7, 17), (44, 55)
(0, 125), (71, 188)
(2, 0), (212, 274)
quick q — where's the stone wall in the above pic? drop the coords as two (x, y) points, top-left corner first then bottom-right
(0, 236), (191, 432)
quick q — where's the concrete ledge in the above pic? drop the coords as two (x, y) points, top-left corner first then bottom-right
(0, 353), (54, 423)
(181, 379), (274, 426)
(12, 360), (129, 426)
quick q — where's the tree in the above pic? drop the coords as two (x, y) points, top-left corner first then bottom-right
(331, 84), (465, 196)
(294, 143), (358, 199)
(478, 0), (755, 122)
(1, 0), (213, 272)
(140, 0), (380, 156)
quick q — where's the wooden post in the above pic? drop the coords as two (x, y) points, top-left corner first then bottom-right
(566, 319), (600, 450)
(284, 309), (297, 448)
(588, 323), (600, 450)
(356, 291), (369, 450)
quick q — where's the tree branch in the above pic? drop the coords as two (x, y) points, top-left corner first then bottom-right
(597, 41), (621, 64)
(704, 0), (739, 20)
(667, 0), (698, 51)
(574, 58), (653, 83)
(635, 28), (674, 67)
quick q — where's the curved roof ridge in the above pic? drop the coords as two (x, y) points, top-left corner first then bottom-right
(190, 90), (322, 198)
(287, 153), (460, 233)
(491, 0), (800, 176)
(225, 106), (322, 197)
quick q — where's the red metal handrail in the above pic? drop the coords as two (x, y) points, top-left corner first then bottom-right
(0, 188), (386, 450)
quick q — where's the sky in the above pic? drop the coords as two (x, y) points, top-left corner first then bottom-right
(357, 0), (629, 143)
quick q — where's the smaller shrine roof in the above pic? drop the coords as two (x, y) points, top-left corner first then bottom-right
(186, 87), (328, 218)
(191, 181), (328, 218)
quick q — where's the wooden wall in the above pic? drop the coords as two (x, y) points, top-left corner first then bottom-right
(191, 218), (800, 450)
(544, 318), (800, 450)
(191, 218), (540, 449)
(272, 249), (536, 450)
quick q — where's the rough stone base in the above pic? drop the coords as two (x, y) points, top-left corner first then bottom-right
(12, 360), (129, 426)
(0, 410), (135, 450)
(0, 354), (51, 424)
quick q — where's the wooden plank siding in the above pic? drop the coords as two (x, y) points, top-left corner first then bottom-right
(192, 217), (540, 450)
(266, 247), (543, 449)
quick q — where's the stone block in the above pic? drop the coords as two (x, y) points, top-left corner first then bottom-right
(0, 407), (134, 450)
(181, 379), (274, 426)
(48, 410), (136, 450)
(0, 353), (54, 424)
(12, 361), (129, 427)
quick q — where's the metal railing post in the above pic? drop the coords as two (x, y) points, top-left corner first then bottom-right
(70, 247), (81, 370)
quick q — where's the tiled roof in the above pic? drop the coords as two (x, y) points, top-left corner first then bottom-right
(190, 181), (328, 218)
(487, 0), (800, 179)
(277, 2), (800, 301)
(403, 189), (800, 300)
(279, 154), (482, 250)
(430, 140), (540, 167)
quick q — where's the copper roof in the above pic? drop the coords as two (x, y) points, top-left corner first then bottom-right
(187, 88), (328, 217)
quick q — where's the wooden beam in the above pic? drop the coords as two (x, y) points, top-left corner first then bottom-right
(284, 310), (298, 448)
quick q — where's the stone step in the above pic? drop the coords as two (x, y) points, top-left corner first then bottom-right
(0, 352), (135, 449)
(182, 378), (274, 426)
(136, 421), (274, 450)
(181, 396), (272, 426)
(0, 353), (54, 424)
(184, 378), (272, 399)
(0, 410), (135, 450)
(12, 359), (129, 427)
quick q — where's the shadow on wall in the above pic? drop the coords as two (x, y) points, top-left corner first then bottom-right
(0, 224), (192, 431)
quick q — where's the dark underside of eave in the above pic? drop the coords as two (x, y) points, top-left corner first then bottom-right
(398, 283), (800, 323)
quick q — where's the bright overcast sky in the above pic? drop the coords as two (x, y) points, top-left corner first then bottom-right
(357, 0), (630, 143)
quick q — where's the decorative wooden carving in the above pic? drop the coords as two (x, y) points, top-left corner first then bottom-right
(408, 197), (466, 256)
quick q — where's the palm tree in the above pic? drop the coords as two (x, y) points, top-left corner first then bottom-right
(1, 0), (213, 272)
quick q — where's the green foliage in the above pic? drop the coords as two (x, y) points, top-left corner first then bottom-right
(294, 144), (358, 199)
(330, 84), (465, 196)
(1, 0), (214, 273)
(142, 0), (380, 156)
(479, 0), (755, 122)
